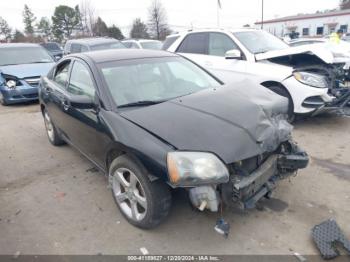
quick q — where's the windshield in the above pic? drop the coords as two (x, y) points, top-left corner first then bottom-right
(99, 56), (221, 107)
(0, 46), (54, 66)
(234, 31), (289, 54)
(140, 41), (162, 50)
(90, 42), (125, 51)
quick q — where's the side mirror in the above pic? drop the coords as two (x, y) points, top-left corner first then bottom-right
(225, 49), (242, 60)
(69, 94), (96, 110)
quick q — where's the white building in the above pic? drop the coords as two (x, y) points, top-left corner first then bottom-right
(255, 9), (350, 38)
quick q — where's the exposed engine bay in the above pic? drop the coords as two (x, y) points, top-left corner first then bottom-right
(269, 54), (350, 116)
(189, 140), (309, 212)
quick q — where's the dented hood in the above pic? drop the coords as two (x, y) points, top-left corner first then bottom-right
(255, 45), (335, 64)
(120, 81), (292, 164)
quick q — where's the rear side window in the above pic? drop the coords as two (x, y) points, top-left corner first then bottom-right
(162, 36), (180, 50)
(176, 33), (208, 54)
(70, 43), (82, 53)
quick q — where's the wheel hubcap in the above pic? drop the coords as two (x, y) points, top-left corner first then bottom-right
(112, 168), (147, 221)
(44, 111), (54, 141)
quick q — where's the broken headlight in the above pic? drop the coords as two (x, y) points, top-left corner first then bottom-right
(167, 152), (229, 187)
(293, 71), (327, 88)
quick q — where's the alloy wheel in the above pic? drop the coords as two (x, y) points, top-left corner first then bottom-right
(112, 167), (148, 221)
(44, 111), (55, 141)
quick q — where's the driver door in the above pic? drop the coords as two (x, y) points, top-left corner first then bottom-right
(59, 59), (104, 167)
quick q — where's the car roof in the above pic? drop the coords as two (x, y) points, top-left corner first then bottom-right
(70, 49), (178, 63)
(166, 28), (258, 38)
(0, 43), (42, 48)
(123, 39), (161, 43)
(66, 37), (119, 46)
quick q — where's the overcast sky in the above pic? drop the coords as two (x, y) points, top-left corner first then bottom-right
(0, 0), (341, 35)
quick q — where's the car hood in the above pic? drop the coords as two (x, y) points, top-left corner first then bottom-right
(0, 62), (55, 79)
(120, 81), (292, 164)
(255, 45), (334, 64)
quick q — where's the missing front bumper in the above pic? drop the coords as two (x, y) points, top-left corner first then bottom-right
(310, 89), (350, 117)
(222, 142), (309, 209)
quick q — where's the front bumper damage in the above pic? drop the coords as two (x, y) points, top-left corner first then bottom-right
(310, 87), (350, 117)
(189, 141), (309, 212)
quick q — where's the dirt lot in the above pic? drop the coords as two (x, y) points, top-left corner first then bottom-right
(0, 103), (349, 256)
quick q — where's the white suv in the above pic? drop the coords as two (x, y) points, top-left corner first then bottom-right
(166, 29), (350, 120)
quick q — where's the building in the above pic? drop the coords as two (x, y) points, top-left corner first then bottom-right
(255, 9), (350, 38)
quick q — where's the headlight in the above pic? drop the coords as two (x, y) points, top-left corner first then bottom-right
(167, 152), (229, 187)
(293, 71), (327, 88)
(6, 80), (17, 89)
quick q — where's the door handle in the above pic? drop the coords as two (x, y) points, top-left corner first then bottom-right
(61, 98), (70, 111)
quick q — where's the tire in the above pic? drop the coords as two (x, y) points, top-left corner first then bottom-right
(109, 155), (172, 229)
(43, 109), (65, 146)
(0, 92), (8, 106)
(266, 85), (295, 123)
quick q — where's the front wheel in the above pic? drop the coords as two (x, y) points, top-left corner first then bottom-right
(109, 155), (172, 229)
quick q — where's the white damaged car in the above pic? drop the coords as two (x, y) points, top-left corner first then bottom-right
(165, 29), (350, 121)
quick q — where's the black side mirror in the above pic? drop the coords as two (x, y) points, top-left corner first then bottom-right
(69, 94), (96, 110)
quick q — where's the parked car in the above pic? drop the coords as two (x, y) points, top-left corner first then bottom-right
(39, 49), (308, 228)
(122, 39), (162, 50)
(0, 43), (55, 105)
(288, 38), (326, 47)
(64, 37), (125, 55)
(40, 42), (63, 60)
(166, 29), (350, 120)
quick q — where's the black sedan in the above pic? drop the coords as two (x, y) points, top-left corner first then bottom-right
(39, 49), (308, 228)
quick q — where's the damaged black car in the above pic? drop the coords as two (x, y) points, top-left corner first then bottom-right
(39, 49), (309, 228)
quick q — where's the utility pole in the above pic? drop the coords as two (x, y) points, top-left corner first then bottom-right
(261, 0), (264, 29)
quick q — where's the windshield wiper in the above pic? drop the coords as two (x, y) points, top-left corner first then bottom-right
(118, 100), (165, 108)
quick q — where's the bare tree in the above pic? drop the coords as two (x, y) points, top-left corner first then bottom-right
(148, 0), (169, 40)
(80, 0), (96, 36)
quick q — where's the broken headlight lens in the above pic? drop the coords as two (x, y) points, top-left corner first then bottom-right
(167, 152), (229, 187)
(6, 80), (17, 89)
(293, 71), (327, 88)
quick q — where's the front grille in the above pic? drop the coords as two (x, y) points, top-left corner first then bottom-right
(24, 77), (41, 87)
(23, 93), (38, 99)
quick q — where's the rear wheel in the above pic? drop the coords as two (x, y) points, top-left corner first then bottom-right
(266, 85), (295, 123)
(43, 109), (65, 146)
(109, 155), (172, 229)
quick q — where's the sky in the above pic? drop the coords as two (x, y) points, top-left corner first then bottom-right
(0, 0), (341, 36)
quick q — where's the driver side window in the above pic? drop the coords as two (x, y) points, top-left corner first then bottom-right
(67, 61), (95, 98)
(208, 33), (239, 57)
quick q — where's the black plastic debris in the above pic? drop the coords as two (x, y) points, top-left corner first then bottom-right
(312, 219), (350, 260)
(214, 218), (230, 238)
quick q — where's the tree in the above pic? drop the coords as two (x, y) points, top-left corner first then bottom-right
(74, 5), (84, 33)
(23, 4), (36, 35)
(0, 16), (12, 41)
(52, 5), (80, 41)
(12, 30), (26, 42)
(37, 17), (52, 39)
(148, 0), (169, 40)
(93, 17), (109, 36)
(130, 18), (149, 39)
(108, 25), (124, 40)
(79, 0), (96, 36)
(340, 0), (350, 9)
